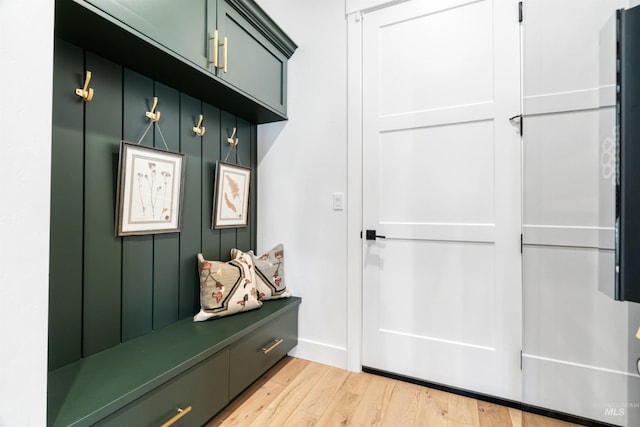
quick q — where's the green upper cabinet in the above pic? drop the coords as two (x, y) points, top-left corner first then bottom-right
(213, 0), (289, 115)
(84, 0), (213, 69)
(56, 0), (296, 123)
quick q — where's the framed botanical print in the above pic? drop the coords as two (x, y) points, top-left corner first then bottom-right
(115, 141), (185, 236)
(212, 161), (251, 229)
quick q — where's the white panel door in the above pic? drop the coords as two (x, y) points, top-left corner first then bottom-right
(362, 0), (522, 400)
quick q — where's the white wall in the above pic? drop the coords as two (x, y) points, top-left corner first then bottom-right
(255, 0), (349, 369)
(0, 1), (54, 425)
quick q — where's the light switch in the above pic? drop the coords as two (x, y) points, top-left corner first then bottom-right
(333, 193), (345, 211)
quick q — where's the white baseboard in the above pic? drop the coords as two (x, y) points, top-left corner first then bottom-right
(288, 338), (348, 370)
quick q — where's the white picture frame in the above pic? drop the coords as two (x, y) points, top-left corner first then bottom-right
(115, 141), (185, 236)
(212, 161), (251, 229)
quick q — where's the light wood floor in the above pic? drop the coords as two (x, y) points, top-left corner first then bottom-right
(207, 357), (583, 427)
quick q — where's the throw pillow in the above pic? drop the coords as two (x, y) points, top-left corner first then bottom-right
(193, 252), (262, 322)
(231, 244), (291, 300)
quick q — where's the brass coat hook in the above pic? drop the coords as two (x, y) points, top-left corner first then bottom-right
(227, 127), (238, 146)
(145, 97), (161, 122)
(75, 70), (94, 102)
(193, 114), (206, 136)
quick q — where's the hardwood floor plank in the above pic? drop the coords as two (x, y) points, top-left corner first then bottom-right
(281, 409), (319, 426)
(208, 357), (586, 427)
(342, 371), (374, 396)
(210, 382), (286, 426)
(349, 374), (396, 425)
(295, 365), (349, 418)
(447, 420), (480, 427)
(270, 356), (311, 387)
(380, 381), (422, 426)
(207, 377), (264, 426)
(316, 372), (371, 426)
(478, 401), (513, 427)
(318, 390), (360, 426)
(448, 394), (481, 426)
(522, 412), (549, 427)
(206, 357), (296, 426)
(415, 388), (449, 427)
(509, 407), (523, 427)
(249, 361), (330, 426)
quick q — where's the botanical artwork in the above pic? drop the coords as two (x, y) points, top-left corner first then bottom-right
(133, 161), (174, 221)
(116, 142), (185, 236)
(221, 173), (245, 218)
(212, 161), (251, 229)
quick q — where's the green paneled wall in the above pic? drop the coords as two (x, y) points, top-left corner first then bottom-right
(49, 38), (258, 371)
(83, 51), (123, 356)
(121, 69), (155, 342)
(49, 40), (84, 369)
(201, 102), (222, 262)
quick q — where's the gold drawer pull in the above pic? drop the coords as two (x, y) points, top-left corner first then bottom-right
(160, 406), (192, 427)
(262, 338), (284, 355)
(208, 31), (227, 73)
(222, 36), (228, 73)
(209, 30), (218, 67)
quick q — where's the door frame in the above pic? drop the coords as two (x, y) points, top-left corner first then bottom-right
(346, 7), (365, 373)
(346, 0), (402, 373)
(346, 0), (431, 373)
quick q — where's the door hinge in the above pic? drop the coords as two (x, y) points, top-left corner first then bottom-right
(360, 230), (363, 239)
(518, 1), (523, 22)
(520, 350), (523, 370)
(520, 233), (523, 254)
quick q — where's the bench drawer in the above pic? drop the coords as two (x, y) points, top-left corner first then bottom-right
(96, 348), (229, 427)
(229, 306), (298, 398)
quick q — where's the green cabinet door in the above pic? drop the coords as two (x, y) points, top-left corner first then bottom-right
(84, 0), (213, 69)
(229, 306), (298, 398)
(62, 0), (295, 121)
(95, 349), (230, 427)
(216, 0), (287, 115)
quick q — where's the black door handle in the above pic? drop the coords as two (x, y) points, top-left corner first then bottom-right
(366, 230), (386, 241)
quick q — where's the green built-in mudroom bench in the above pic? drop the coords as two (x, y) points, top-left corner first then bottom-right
(48, 297), (300, 427)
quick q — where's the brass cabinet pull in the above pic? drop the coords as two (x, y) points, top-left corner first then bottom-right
(262, 338), (284, 355)
(208, 31), (227, 73)
(209, 30), (218, 67)
(160, 406), (192, 427)
(222, 36), (228, 73)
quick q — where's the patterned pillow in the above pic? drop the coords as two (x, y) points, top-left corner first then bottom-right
(231, 244), (291, 300)
(193, 252), (262, 322)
